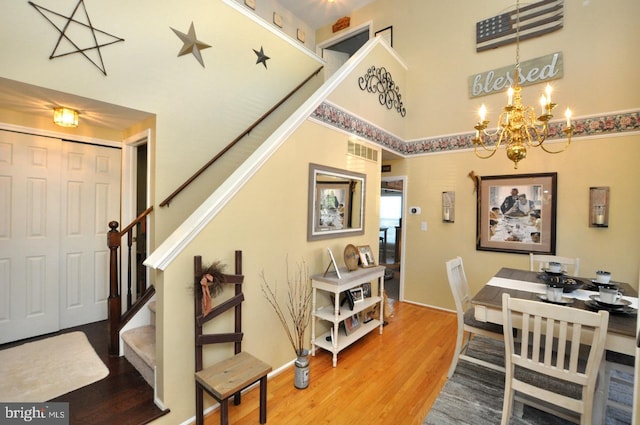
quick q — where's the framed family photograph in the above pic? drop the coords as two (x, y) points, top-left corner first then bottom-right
(349, 287), (365, 304)
(361, 282), (372, 298)
(357, 245), (376, 267)
(361, 304), (379, 323)
(344, 314), (361, 336)
(477, 173), (557, 255)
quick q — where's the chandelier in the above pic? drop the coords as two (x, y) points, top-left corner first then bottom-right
(472, 0), (573, 169)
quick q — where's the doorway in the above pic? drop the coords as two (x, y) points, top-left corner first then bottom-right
(380, 177), (405, 301)
(316, 22), (371, 77)
(121, 130), (152, 309)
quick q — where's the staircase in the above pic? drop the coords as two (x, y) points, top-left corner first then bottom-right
(122, 301), (156, 387)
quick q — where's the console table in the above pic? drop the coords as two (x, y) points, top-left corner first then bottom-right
(310, 266), (385, 367)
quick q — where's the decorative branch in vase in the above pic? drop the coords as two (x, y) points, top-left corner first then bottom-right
(260, 258), (312, 357)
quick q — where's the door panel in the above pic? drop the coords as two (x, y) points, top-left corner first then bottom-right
(0, 131), (61, 344)
(59, 141), (121, 328)
(0, 131), (121, 343)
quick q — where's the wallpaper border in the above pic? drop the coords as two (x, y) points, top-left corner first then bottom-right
(310, 102), (640, 157)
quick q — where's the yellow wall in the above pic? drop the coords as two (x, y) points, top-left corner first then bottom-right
(153, 120), (381, 423)
(0, 0), (324, 242)
(327, 43), (408, 139)
(315, 0), (640, 309)
(385, 134), (640, 310)
(318, 0), (640, 137)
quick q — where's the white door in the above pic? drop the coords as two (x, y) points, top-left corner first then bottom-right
(322, 49), (350, 79)
(0, 131), (121, 343)
(59, 141), (121, 328)
(0, 131), (62, 343)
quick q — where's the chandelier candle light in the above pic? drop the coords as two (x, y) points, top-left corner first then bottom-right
(472, 1), (573, 169)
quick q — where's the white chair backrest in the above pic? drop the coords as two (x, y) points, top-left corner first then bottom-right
(529, 253), (580, 275)
(501, 293), (609, 422)
(446, 256), (471, 316)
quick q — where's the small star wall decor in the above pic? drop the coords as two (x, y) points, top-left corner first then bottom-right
(170, 22), (211, 68)
(253, 46), (270, 69)
(29, 0), (124, 76)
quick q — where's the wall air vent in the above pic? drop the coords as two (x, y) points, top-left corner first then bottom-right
(348, 139), (378, 162)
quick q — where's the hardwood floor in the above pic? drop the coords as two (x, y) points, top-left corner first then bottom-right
(1, 301), (455, 425)
(202, 301), (457, 425)
(0, 320), (168, 425)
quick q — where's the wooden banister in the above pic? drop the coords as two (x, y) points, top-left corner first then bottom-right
(160, 65), (324, 207)
(107, 206), (154, 356)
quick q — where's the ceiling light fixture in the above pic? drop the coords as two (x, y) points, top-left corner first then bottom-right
(53, 107), (79, 128)
(472, 0), (572, 169)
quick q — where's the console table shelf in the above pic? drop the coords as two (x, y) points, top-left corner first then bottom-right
(311, 265), (385, 367)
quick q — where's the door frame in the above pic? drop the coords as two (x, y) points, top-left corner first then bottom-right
(316, 21), (372, 78)
(381, 175), (407, 301)
(315, 21), (373, 56)
(121, 129), (152, 306)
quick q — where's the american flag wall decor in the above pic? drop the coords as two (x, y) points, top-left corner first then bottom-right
(476, 0), (563, 52)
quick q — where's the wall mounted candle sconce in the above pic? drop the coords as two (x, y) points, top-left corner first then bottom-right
(589, 186), (609, 227)
(442, 191), (455, 223)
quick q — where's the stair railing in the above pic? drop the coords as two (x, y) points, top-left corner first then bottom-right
(107, 206), (154, 355)
(159, 65), (323, 208)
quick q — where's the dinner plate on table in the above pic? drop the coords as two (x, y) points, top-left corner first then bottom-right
(588, 294), (631, 309)
(590, 279), (618, 288)
(537, 274), (584, 293)
(583, 280), (618, 292)
(536, 294), (574, 305)
(585, 299), (636, 315)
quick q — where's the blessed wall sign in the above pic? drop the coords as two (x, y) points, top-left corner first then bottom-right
(468, 52), (563, 98)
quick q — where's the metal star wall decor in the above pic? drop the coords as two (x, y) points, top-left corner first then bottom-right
(253, 46), (270, 69)
(29, 0), (124, 76)
(170, 22), (211, 68)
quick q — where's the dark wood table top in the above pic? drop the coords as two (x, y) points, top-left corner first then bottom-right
(472, 268), (638, 338)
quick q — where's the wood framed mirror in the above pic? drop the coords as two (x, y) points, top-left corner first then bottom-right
(308, 163), (365, 241)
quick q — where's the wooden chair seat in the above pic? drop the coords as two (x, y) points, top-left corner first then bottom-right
(196, 352), (271, 401)
(194, 252), (271, 425)
(463, 308), (504, 334)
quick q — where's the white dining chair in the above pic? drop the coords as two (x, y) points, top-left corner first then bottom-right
(445, 256), (505, 378)
(529, 253), (580, 276)
(500, 293), (609, 425)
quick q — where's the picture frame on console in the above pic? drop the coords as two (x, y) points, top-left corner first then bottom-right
(349, 287), (365, 304)
(477, 173), (557, 255)
(344, 314), (361, 336)
(357, 245), (375, 267)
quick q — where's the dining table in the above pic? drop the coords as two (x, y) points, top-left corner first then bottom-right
(472, 267), (638, 356)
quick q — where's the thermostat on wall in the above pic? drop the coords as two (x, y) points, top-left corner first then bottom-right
(409, 206), (421, 215)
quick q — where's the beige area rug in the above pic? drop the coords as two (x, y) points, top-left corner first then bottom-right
(0, 331), (109, 402)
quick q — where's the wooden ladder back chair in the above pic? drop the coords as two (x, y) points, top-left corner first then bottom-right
(445, 256), (505, 378)
(501, 293), (609, 425)
(529, 253), (580, 276)
(194, 251), (272, 425)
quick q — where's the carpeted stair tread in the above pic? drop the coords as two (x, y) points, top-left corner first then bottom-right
(122, 325), (155, 368)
